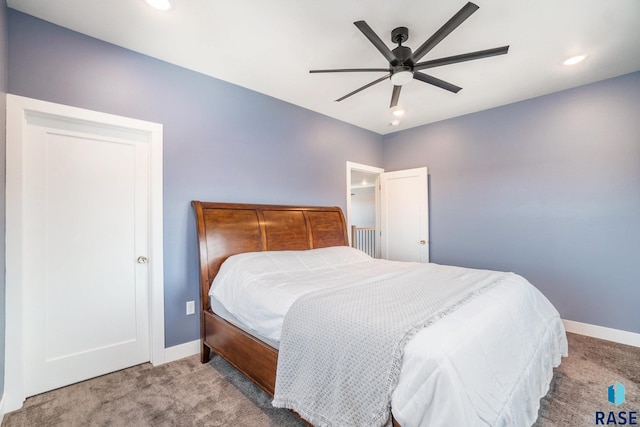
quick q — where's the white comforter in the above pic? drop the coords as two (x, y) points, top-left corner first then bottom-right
(210, 246), (567, 427)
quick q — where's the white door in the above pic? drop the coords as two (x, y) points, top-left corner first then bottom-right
(16, 103), (153, 396)
(380, 167), (429, 262)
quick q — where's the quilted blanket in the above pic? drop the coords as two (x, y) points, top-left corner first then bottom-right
(272, 263), (511, 427)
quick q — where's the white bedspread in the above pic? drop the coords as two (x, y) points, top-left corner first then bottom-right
(210, 246), (567, 427)
(210, 246), (413, 343)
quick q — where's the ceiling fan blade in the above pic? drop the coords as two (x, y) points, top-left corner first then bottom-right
(411, 2), (479, 63)
(310, 68), (390, 73)
(335, 74), (390, 102)
(354, 21), (399, 64)
(414, 46), (509, 71)
(413, 72), (462, 93)
(390, 85), (402, 108)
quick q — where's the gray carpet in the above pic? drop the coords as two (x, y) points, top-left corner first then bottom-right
(533, 333), (639, 427)
(3, 332), (639, 426)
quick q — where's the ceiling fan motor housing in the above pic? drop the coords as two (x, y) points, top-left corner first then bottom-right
(392, 46), (413, 65)
(391, 26), (409, 45)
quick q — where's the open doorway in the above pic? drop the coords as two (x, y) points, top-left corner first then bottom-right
(346, 161), (430, 263)
(346, 162), (383, 258)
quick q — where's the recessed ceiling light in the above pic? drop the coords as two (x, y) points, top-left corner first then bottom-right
(146, 0), (174, 11)
(390, 120), (400, 127)
(563, 54), (588, 66)
(391, 106), (405, 117)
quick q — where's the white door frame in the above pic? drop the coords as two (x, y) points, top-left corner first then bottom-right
(4, 95), (165, 411)
(346, 161), (384, 250)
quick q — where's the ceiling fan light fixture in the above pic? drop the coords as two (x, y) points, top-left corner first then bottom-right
(311, 3), (509, 111)
(390, 70), (413, 86)
(563, 54), (588, 66)
(145, 0), (174, 11)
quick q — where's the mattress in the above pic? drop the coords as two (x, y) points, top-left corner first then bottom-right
(210, 246), (567, 426)
(209, 298), (281, 349)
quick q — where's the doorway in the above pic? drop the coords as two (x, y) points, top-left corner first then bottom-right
(346, 161), (429, 263)
(346, 162), (383, 258)
(5, 95), (165, 411)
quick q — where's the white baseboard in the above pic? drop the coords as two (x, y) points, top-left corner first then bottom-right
(161, 339), (200, 364)
(563, 319), (640, 348)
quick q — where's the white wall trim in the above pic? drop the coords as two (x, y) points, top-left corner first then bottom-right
(4, 94), (165, 411)
(163, 340), (200, 364)
(563, 319), (640, 348)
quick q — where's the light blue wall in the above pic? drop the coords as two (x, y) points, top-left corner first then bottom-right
(383, 72), (640, 334)
(7, 10), (384, 347)
(6, 7), (640, 349)
(0, 0), (7, 399)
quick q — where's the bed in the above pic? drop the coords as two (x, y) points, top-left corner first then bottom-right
(192, 201), (567, 427)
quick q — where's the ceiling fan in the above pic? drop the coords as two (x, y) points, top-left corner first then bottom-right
(310, 2), (509, 108)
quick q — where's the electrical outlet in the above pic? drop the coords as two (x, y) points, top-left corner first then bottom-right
(186, 300), (195, 315)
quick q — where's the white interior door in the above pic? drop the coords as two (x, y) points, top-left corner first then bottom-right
(380, 167), (429, 262)
(18, 105), (152, 396)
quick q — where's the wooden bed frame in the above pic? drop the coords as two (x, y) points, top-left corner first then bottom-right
(192, 201), (350, 397)
(192, 201), (559, 426)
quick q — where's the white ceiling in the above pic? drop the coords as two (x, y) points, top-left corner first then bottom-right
(8, 0), (640, 135)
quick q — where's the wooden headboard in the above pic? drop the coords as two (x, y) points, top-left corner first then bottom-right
(192, 201), (349, 311)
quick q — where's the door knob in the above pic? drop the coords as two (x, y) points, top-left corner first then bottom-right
(137, 256), (148, 264)
(419, 240), (427, 245)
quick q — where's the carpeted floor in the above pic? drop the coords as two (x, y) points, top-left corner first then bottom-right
(533, 333), (639, 427)
(3, 332), (638, 426)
